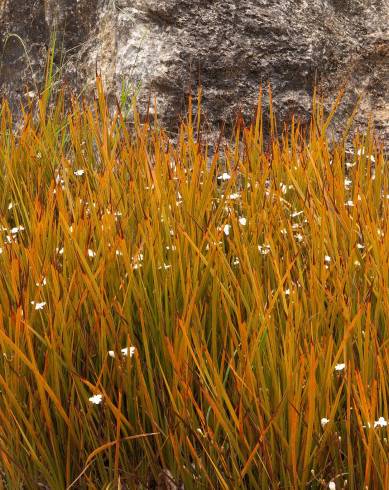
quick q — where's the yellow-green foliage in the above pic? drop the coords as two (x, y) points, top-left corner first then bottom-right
(0, 78), (387, 489)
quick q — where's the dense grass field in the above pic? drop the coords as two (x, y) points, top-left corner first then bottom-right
(0, 74), (387, 489)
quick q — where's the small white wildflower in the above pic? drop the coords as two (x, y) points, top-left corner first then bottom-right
(335, 363), (346, 372)
(345, 161), (356, 168)
(115, 250), (123, 256)
(357, 243), (365, 250)
(280, 183), (288, 194)
(232, 257), (240, 266)
(223, 224), (231, 236)
(291, 210), (304, 218)
(89, 394), (103, 405)
(31, 301), (46, 310)
(108, 346), (136, 358)
(354, 260), (361, 266)
(328, 481), (336, 490)
(87, 249), (96, 258)
(239, 216), (247, 226)
(55, 176), (63, 186)
(284, 288), (291, 296)
(294, 233), (304, 242)
(324, 255), (331, 263)
(121, 346), (136, 357)
(217, 172), (231, 181)
(345, 200), (354, 207)
(280, 228), (287, 236)
(74, 169), (85, 176)
(158, 263), (172, 270)
(227, 192), (241, 200)
(258, 244), (271, 255)
(56, 247), (64, 255)
(10, 226), (25, 235)
(344, 178), (352, 189)
(374, 417), (388, 428)
(35, 277), (47, 287)
(26, 90), (36, 98)
(321, 417), (330, 428)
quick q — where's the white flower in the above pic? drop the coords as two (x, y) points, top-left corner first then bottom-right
(321, 417), (330, 428)
(328, 482), (336, 490)
(108, 346), (136, 358)
(345, 161), (356, 168)
(344, 178), (352, 189)
(158, 263), (172, 270)
(31, 301), (46, 310)
(284, 288), (291, 296)
(294, 233), (304, 242)
(345, 200), (354, 207)
(35, 277), (47, 287)
(258, 244), (271, 255)
(374, 417), (388, 428)
(10, 226), (25, 235)
(223, 224), (231, 236)
(74, 169), (85, 176)
(324, 255), (331, 263)
(357, 243), (365, 250)
(239, 216), (247, 226)
(115, 250), (123, 256)
(280, 183), (288, 194)
(217, 172), (231, 181)
(227, 193), (240, 200)
(87, 249), (96, 258)
(56, 247), (64, 255)
(89, 394), (103, 405)
(335, 363), (346, 372)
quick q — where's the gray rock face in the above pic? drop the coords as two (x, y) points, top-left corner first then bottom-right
(1, 0), (388, 144)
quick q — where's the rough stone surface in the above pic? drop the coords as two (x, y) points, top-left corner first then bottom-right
(0, 0), (388, 145)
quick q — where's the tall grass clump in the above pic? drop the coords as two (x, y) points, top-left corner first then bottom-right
(0, 76), (387, 489)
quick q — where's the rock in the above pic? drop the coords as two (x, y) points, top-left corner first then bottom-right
(0, 1), (388, 146)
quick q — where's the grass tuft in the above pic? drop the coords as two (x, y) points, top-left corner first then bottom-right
(0, 77), (387, 489)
